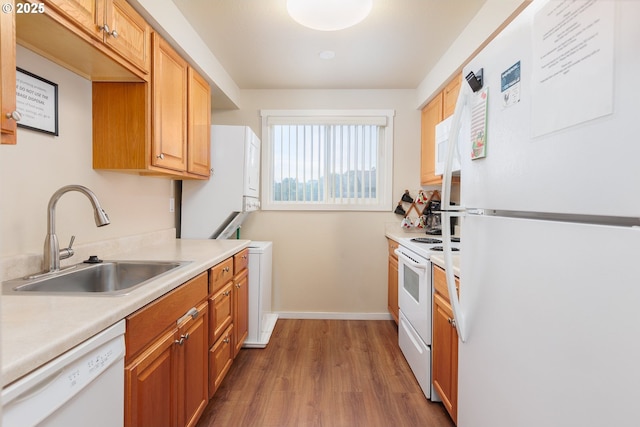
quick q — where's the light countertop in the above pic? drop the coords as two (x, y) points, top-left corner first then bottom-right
(385, 223), (461, 277)
(1, 238), (249, 387)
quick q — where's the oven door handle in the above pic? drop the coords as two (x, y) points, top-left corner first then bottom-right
(394, 249), (428, 270)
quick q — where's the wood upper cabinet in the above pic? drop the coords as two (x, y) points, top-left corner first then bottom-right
(92, 32), (211, 179)
(40, 0), (150, 76)
(1, 0), (18, 145)
(432, 265), (459, 424)
(387, 238), (399, 324)
(104, 0), (151, 74)
(152, 32), (188, 172)
(443, 73), (462, 119)
(41, 0), (104, 41)
(420, 93), (443, 186)
(420, 73), (462, 186)
(125, 272), (209, 427)
(187, 67), (211, 177)
(16, 0), (149, 81)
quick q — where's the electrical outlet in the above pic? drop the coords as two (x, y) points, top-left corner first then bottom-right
(169, 197), (175, 213)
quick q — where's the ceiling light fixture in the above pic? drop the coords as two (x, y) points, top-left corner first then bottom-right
(286, 0), (373, 31)
(319, 50), (336, 60)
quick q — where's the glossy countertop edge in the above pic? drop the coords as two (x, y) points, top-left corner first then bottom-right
(1, 238), (250, 387)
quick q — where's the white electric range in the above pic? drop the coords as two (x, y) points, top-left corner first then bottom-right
(395, 235), (460, 400)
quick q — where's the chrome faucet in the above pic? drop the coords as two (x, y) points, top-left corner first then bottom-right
(43, 185), (110, 273)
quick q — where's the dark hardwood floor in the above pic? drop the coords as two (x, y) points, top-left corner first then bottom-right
(196, 319), (455, 427)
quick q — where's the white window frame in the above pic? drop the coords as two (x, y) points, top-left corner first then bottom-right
(260, 109), (395, 211)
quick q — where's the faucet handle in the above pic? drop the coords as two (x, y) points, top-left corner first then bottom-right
(60, 235), (76, 260)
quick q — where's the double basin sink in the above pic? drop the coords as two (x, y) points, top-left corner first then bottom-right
(2, 260), (191, 296)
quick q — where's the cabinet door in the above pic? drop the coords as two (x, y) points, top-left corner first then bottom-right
(152, 33), (187, 172)
(420, 93), (443, 186)
(209, 324), (233, 399)
(104, 0), (151, 75)
(43, 0), (104, 40)
(432, 293), (458, 424)
(233, 268), (249, 358)
(187, 67), (211, 177)
(388, 254), (398, 324)
(1, 0), (17, 145)
(442, 73), (462, 119)
(125, 328), (178, 427)
(178, 301), (208, 427)
(209, 281), (233, 347)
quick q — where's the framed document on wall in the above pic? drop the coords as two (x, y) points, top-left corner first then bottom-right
(15, 68), (59, 136)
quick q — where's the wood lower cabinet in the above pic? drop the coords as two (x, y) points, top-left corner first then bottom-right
(387, 238), (399, 324)
(1, 0), (18, 145)
(125, 272), (209, 427)
(209, 323), (233, 398)
(420, 73), (462, 186)
(432, 265), (459, 424)
(207, 248), (249, 397)
(233, 267), (249, 357)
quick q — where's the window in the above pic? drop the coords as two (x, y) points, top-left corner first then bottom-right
(261, 110), (394, 211)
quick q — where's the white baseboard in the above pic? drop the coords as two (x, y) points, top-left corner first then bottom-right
(275, 312), (394, 321)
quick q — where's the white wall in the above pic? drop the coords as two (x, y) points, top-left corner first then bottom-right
(0, 46), (174, 261)
(210, 89), (420, 318)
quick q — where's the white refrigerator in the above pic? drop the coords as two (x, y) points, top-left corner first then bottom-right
(440, 1), (640, 426)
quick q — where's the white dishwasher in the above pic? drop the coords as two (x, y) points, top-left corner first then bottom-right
(1, 320), (126, 427)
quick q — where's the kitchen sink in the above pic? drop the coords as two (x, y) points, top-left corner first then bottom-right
(2, 260), (191, 296)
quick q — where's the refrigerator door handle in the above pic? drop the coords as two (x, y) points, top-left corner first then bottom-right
(441, 81), (471, 343)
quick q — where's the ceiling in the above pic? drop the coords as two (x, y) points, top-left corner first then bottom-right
(171, 0), (487, 91)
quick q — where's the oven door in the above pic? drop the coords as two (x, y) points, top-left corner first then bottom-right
(395, 247), (432, 344)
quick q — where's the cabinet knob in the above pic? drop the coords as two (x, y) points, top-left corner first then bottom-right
(156, 153), (165, 160)
(5, 111), (21, 122)
(223, 337), (230, 344)
(99, 24), (111, 34)
(236, 283), (241, 288)
(223, 290), (230, 297)
(223, 266), (230, 273)
(174, 333), (190, 346)
(110, 29), (119, 39)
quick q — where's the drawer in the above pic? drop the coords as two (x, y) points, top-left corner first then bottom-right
(126, 271), (208, 360)
(433, 265), (459, 301)
(210, 257), (234, 293)
(234, 248), (249, 274)
(387, 238), (399, 258)
(209, 282), (233, 347)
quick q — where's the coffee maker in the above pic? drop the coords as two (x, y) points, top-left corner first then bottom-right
(423, 199), (455, 235)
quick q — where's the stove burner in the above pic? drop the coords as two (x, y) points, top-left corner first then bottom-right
(430, 246), (460, 252)
(411, 238), (442, 244)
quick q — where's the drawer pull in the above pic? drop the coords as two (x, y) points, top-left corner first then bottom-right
(177, 307), (199, 325)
